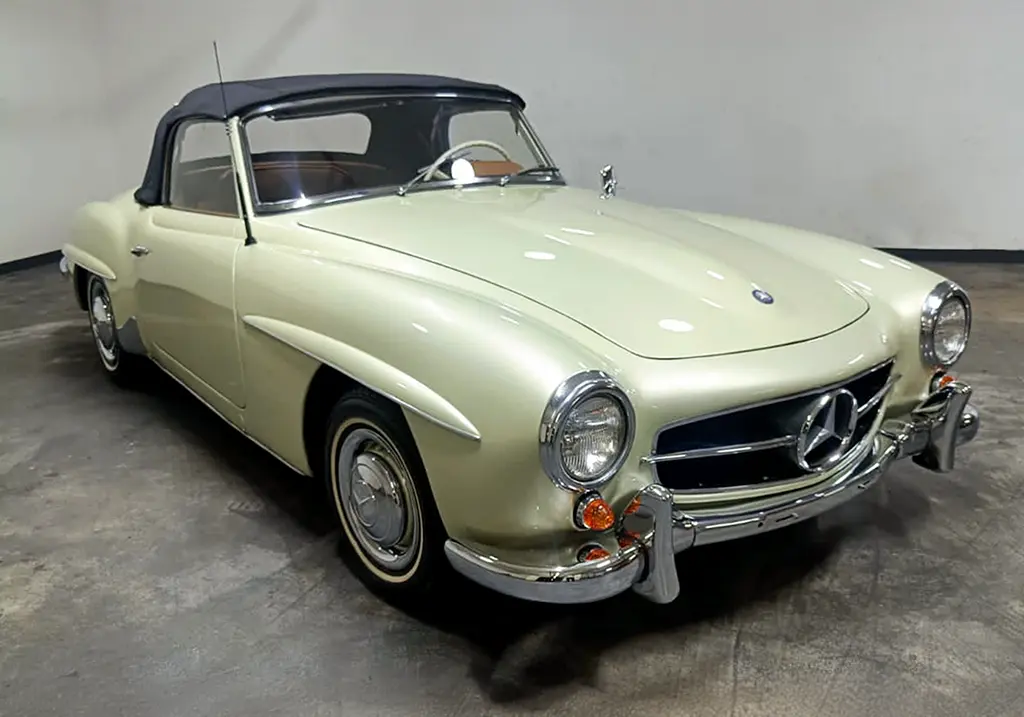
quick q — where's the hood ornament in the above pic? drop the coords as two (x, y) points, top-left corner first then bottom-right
(752, 288), (774, 305)
(599, 165), (617, 199)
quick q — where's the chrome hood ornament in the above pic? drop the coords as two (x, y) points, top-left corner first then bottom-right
(600, 165), (617, 199)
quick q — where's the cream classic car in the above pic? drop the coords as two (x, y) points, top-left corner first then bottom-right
(60, 73), (979, 604)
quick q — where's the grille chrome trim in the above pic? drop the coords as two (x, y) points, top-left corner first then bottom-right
(858, 372), (899, 416)
(644, 358), (898, 495)
(642, 434), (797, 465)
(649, 358), (896, 451)
(644, 362), (898, 467)
(665, 405), (887, 497)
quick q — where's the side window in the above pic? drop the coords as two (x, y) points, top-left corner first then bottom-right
(167, 121), (239, 216)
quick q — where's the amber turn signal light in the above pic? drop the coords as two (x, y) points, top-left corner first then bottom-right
(577, 545), (611, 562)
(931, 371), (956, 392)
(574, 492), (616, 531)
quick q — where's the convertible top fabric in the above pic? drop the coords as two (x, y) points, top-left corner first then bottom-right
(134, 73), (524, 206)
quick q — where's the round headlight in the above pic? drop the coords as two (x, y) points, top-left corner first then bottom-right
(540, 371), (635, 491)
(921, 281), (971, 368)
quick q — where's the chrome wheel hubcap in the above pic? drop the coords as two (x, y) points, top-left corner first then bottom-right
(336, 427), (421, 573)
(88, 284), (118, 367)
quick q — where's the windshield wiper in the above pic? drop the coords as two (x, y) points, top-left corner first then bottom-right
(517, 165), (560, 176)
(396, 165), (432, 196)
(499, 165), (561, 186)
(397, 150), (478, 196)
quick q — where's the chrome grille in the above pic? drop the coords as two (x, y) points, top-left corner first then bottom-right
(647, 360), (896, 494)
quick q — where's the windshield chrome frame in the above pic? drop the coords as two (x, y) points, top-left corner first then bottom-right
(237, 91), (564, 216)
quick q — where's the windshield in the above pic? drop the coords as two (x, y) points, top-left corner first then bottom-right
(242, 95), (559, 212)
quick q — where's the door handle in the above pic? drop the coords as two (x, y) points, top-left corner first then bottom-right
(130, 245), (150, 257)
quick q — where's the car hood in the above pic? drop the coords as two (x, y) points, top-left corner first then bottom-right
(298, 186), (869, 360)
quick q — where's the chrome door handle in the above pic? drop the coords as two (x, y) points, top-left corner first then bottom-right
(130, 245), (150, 257)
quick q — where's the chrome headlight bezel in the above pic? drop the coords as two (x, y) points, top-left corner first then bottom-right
(539, 370), (636, 491)
(920, 280), (972, 368)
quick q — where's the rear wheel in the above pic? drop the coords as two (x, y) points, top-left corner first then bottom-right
(86, 274), (142, 385)
(325, 389), (448, 599)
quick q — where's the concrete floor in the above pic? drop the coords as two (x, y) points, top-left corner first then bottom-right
(1, 261), (1022, 717)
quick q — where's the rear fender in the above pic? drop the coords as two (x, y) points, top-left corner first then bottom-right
(66, 197), (142, 334)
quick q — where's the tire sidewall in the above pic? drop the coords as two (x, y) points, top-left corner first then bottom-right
(86, 275), (122, 373)
(324, 392), (446, 595)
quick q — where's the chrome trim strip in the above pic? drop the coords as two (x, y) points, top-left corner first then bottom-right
(920, 280), (972, 368)
(642, 434), (797, 464)
(445, 381), (980, 605)
(538, 370), (636, 492)
(664, 400), (887, 497)
(257, 175), (563, 215)
(239, 90), (525, 123)
(858, 371), (900, 416)
(444, 539), (645, 605)
(242, 315), (482, 442)
(643, 364), (898, 486)
(649, 358), (896, 452)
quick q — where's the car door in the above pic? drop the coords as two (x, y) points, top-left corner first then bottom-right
(133, 119), (247, 419)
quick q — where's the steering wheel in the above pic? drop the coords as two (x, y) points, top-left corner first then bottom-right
(421, 140), (514, 181)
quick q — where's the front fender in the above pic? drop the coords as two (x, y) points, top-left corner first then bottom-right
(686, 211), (957, 411)
(241, 315), (481, 441)
(234, 238), (622, 546)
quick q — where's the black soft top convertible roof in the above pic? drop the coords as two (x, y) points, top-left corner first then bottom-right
(134, 72), (525, 206)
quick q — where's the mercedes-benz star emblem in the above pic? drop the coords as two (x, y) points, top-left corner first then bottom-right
(752, 289), (774, 304)
(793, 388), (859, 472)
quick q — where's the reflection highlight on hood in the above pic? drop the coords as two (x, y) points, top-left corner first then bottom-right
(298, 185), (871, 360)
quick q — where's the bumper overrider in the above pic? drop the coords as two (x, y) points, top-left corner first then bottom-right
(444, 380), (980, 604)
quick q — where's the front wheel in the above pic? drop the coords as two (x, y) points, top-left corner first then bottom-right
(325, 390), (448, 599)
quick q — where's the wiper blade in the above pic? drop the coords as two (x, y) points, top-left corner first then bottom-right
(499, 165), (561, 186)
(516, 165), (560, 176)
(397, 150), (477, 196)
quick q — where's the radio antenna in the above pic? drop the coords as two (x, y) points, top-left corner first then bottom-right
(212, 41), (256, 245)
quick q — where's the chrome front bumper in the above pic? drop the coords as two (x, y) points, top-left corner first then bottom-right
(58, 254), (70, 280)
(445, 380), (980, 604)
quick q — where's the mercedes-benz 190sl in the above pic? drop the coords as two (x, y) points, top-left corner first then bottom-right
(60, 73), (979, 604)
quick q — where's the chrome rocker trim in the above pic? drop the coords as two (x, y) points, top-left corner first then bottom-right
(444, 380), (980, 605)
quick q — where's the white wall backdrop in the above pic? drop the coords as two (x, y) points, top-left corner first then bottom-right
(3, 0), (1023, 265)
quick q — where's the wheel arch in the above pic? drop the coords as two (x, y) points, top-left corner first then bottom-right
(301, 363), (358, 478)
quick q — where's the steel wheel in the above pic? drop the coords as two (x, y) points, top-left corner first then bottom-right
(87, 276), (120, 371)
(332, 422), (424, 580)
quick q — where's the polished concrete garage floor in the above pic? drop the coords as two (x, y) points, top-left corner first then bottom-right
(1, 261), (1022, 717)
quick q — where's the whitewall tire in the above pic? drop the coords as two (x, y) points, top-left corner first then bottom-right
(324, 389), (447, 598)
